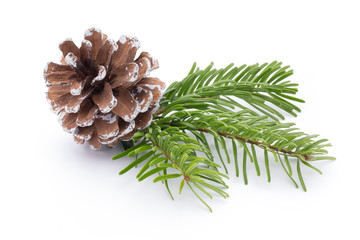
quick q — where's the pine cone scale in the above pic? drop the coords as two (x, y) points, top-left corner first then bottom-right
(95, 114), (119, 140)
(91, 66), (107, 85)
(74, 136), (85, 144)
(64, 87), (94, 113)
(45, 62), (73, 74)
(95, 39), (117, 67)
(76, 100), (98, 127)
(74, 125), (94, 141)
(111, 89), (140, 122)
(92, 82), (117, 113)
(45, 70), (75, 86)
(48, 85), (71, 101)
(79, 40), (92, 63)
(137, 78), (166, 104)
(70, 79), (85, 95)
(52, 93), (72, 112)
(111, 36), (139, 68)
(65, 95), (83, 113)
(109, 63), (139, 88)
(59, 40), (80, 64)
(88, 132), (102, 150)
(134, 111), (152, 129)
(84, 28), (107, 60)
(61, 112), (78, 133)
(131, 87), (153, 113)
(121, 58), (150, 89)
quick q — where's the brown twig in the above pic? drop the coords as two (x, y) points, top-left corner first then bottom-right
(196, 127), (311, 160)
(154, 108), (165, 116)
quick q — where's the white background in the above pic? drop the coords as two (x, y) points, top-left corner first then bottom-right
(1, 0), (359, 239)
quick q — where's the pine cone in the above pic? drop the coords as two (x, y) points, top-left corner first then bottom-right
(44, 28), (165, 150)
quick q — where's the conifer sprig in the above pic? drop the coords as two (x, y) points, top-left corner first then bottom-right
(113, 62), (334, 211)
(113, 123), (229, 212)
(159, 61), (304, 120)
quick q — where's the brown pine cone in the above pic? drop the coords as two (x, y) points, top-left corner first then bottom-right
(44, 28), (165, 150)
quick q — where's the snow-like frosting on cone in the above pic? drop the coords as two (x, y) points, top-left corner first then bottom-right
(44, 28), (165, 150)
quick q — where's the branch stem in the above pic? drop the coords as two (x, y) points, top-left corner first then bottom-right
(153, 115), (310, 161)
(196, 127), (311, 160)
(148, 138), (191, 182)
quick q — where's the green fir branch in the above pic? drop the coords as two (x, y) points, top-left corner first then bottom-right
(113, 62), (334, 211)
(156, 109), (333, 191)
(159, 62), (304, 120)
(113, 123), (229, 211)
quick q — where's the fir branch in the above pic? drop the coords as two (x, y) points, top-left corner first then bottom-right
(195, 127), (311, 160)
(113, 62), (335, 211)
(113, 123), (229, 211)
(155, 109), (334, 191)
(160, 62), (305, 120)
